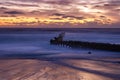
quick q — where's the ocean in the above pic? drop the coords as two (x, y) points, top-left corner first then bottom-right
(0, 28), (120, 58)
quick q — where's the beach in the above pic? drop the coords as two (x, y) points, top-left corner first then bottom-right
(0, 28), (120, 80)
(0, 57), (120, 80)
(0, 0), (120, 79)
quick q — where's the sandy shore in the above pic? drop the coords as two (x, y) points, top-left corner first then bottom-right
(0, 57), (120, 80)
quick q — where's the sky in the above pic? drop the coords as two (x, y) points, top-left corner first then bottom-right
(0, 0), (120, 28)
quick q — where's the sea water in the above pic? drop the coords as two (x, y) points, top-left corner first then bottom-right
(0, 28), (119, 58)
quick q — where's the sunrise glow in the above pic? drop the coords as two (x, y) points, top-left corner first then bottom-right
(0, 0), (120, 28)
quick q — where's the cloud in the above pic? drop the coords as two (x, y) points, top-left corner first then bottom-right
(15, 0), (73, 5)
(99, 15), (106, 18)
(93, 0), (120, 10)
(0, 0), (120, 27)
(52, 13), (65, 16)
(0, 7), (25, 17)
(4, 2), (39, 7)
(52, 13), (85, 20)
(108, 0), (120, 5)
(44, 0), (72, 5)
(115, 9), (120, 12)
(4, 11), (24, 14)
(0, 7), (8, 10)
(50, 18), (63, 20)
(62, 15), (85, 20)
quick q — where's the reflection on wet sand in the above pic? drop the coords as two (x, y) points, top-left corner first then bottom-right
(0, 53), (120, 80)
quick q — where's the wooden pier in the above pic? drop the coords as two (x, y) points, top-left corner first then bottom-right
(50, 39), (120, 52)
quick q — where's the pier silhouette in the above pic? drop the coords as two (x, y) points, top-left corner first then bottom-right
(50, 33), (120, 52)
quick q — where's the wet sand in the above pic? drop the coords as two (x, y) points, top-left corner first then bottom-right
(0, 57), (120, 80)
